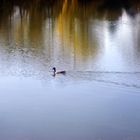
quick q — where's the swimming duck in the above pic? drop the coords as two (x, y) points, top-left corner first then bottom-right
(52, 67), (66, 76)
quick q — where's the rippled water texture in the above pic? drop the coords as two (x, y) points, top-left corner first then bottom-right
(0, 1), (140, 140)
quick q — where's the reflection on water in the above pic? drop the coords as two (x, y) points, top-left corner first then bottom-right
(0, 2), (140, 75)
(0, 1), (140, 140)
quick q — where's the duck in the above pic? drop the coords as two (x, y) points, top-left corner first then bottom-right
(52, 67), (66, 76)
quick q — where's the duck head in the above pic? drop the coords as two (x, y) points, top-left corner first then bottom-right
(52, 67), (56, 73)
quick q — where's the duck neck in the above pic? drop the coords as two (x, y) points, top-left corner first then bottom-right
(53, 69), (56, 75)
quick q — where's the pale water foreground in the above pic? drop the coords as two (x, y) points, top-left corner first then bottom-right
(0, 3), (140, 140)
(0, 74), (140, 140)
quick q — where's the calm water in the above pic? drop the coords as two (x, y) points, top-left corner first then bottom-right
(0, 3), (140, 140)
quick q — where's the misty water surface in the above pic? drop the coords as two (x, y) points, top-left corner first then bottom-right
(0, 1), (140, 140)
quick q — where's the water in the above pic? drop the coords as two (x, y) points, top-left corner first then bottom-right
(0, 2), (140, 140)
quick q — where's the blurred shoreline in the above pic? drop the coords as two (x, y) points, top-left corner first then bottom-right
(0, 0), (140, 19)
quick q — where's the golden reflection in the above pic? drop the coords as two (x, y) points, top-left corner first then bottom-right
(55, 0), (98, 65)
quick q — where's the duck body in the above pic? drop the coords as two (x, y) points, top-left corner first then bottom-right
(56, 71), (66, 74)
(52, 67), (66, 76)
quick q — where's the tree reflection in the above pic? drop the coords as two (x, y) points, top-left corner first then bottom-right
(0, 0), (140, 72)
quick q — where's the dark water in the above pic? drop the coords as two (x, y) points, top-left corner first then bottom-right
(0, 1), (140, 140)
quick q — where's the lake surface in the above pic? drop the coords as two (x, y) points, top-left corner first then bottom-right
(0, 2), (140, 140)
